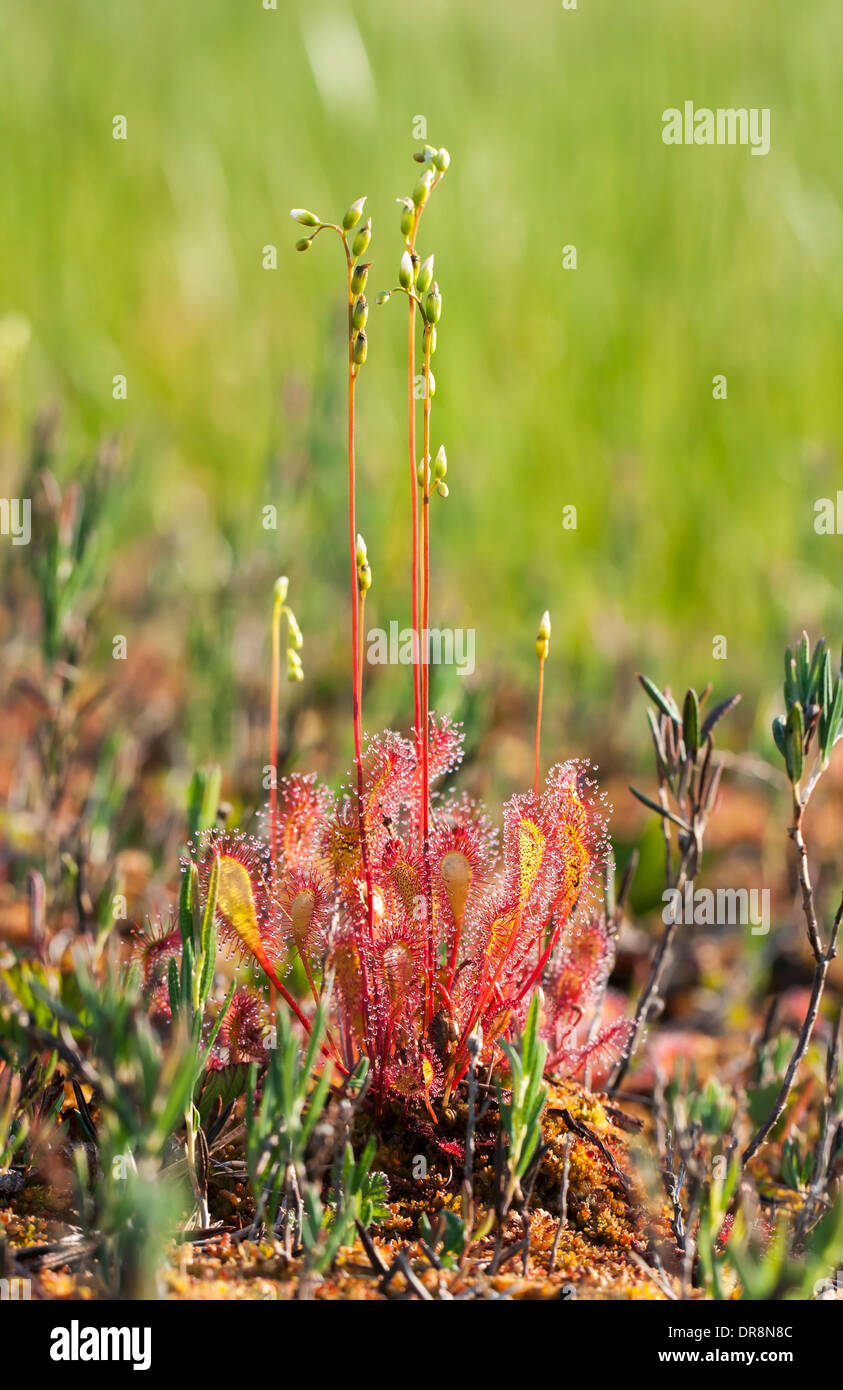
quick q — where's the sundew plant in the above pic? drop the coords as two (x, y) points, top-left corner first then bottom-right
(181, 145), (627, 1120)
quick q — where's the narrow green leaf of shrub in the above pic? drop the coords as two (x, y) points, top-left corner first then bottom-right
(645, 707), (668, 773)
(783, 648), (796, 708)
(812, 639), (829, 704)
(772, 715), (787, 760)
(629, 785), (691, 832)
(682, 688), (700, 761)
(785, 702), (804, 785)
(821, 677), (843, 764)
(637, 673), (681, 725)
(700, 693), (741, 742)
(796, 631), (811, 700)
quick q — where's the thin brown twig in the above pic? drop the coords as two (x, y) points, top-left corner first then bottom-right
(743, 798), (843, 1165)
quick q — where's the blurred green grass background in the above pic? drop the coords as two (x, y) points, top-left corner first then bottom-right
(1, 0), (841, 775)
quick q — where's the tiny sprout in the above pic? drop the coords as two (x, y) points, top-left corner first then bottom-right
(352, 217), (372, 258)
(413, 145), (436, 164)
(352, 329), (368, 366)
(416, 254), (434, 295)
(398, 250), (414, 289)
(351, 261), (371, 295)
(356, 534), (372, 593)
(434, 147), (451, 172)
(295, 237), (313, 252)
(352, 294), (368, 330)
(412, 169), (435, 208)
(290, 208), (320, 227)
(397, 198), (415, 239)
(375, 291), (391, 306)
(536, 610), (551, 661)
(433, 445), (447, 481)
(423, 283), (442, 324)
(342, 197), (367, 231)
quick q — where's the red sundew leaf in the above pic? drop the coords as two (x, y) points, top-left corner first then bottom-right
(547, 916), (612, 1018)
(431, 1136), (467, 1160)
(276, 870), (332, 965)
(549, 1017), (632, 1081)
(132, 918), (180, 989)
(381, 837), (425, 917)
(373, 918), (425, 1017)
(424, 714), (464, 784)
(219, 988), (268, 1065)
(264, 772), (332, 875)
(359, 729), (417, 838)
(184, 830), (283, 974)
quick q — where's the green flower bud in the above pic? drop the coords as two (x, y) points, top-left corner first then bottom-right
(428, 370), (436, 398)
(423, 282), (442, 323)
(413, 145), (436, 164)
(287, 612), (304, 650)
(433, 445), (447, 481)
(351, 216), (372, 258)
(433, 148), (451, 172)
(417, 458), (429, 487)
(295, 237), (313, 252)
(290, 208), (320, 227)
(398, 250), (414, 289)
(429, 326), (437, 354)
(353, 294), (368, 330)
(352, 329), (368, 366)
(535, 610), (551, 661)
(436, 481), (449, 499)
(287, 648), (304, 682)
(356, 536), (371, 593)
(274, 576), (289, 604)
(410, 251), (420, 282)
(342, 196), (367, 231)
(416, 254), (434, 295)
(412, 169), (435, 208)
(375, 290), (391, 306)
(397, 197), (415, 239)
(351, 261), (371, 295)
